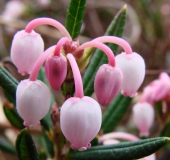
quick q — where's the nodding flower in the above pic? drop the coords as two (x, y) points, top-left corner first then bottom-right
(11, 30), (44, 75)
(116, 52), (145, 97)
(11, 18), (71, 75)
(132, 102), (155, 137)
(45, 37), (69, 90)
(11, 17), (146, 149)
(60, 54), (102, 151)
(16, 79), (51, 127)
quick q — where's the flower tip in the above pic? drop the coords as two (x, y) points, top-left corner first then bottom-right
(121, 90), (137, 97)
(24, 121), (40, 127)
(78, 147), (87, 151)
(71, 143), (91, 151)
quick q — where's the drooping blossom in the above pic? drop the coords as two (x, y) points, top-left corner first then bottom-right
(16, 79), (51, 126)
(116, 52), (145, 97)
(132, 102), (155, 137)
(60, 54), (102, 151)
(11, 30), (44, 75)
(45, 37), (68, 90)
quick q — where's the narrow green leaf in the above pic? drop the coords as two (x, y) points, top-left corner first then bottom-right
(16, 128), (39, 160)
(0, 65), (18, 103)
(101, 94), (132, 133)
(0, 136), (16, 154)
(3, 103), (24, 129)
(83, 5), (127, 96)
(69, 137), (170, 160)
(65, 0), (86, 39)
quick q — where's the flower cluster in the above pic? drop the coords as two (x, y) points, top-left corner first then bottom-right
(132, 72), (170, 137)
(11, 18), (145, 151)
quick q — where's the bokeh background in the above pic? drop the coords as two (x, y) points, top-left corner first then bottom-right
(0, 0), (170, 159)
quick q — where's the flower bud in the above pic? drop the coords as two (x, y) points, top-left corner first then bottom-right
(94, 64), (123, 106)
(11, 30), (44, 75)
(60, 96), (102, 151)
(132, 102), (154, 137)
(16, 79), (51, 126)
(45, 53), (67, 90)
(115, 52), (145, 97)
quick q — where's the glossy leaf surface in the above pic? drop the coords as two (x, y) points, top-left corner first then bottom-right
(65, 0), (86, 39)
(16, 128), (39, 160)
(70, 137), (169, 160)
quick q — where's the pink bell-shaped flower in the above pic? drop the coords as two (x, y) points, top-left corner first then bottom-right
(115, 52), (145, 97)
(45, 53), (67, 90)
(139, 86), (155, 104)
(151, 72), (170, 101)
(11, 30), (44, 75)
(16, 79), (51, 126)
(94, 64), (123, 106)
(132, 102), (154, 137)
(60, 96), (102, 151)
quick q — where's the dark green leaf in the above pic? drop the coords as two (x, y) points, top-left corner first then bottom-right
(0, 65), (18, 104)
(16, 128), (39, 160)
(69, 137), (170, 160)
(3, 103), (24, 129)
(0, 136), (16, 154)
(65, 0), (86, 39)
(83, 5), (127, 96)
(102, 94), (132, 133)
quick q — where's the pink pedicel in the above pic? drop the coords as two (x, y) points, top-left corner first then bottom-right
(11, 30), (44, 75)
(115, 52), (145, 97)
(94, 64), (123, 106)
(132, 102), (155, 137)
(45, 53), (67, 90)
(16, 79), (51, 127)
(60, 96), (102, 151)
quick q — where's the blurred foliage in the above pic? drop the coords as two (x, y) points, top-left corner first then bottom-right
(0, 0), (170, 160)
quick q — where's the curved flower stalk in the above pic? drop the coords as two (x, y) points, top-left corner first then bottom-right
(92, 36), (145, 97)
(45, 37), (69, 90)
(16, 46), (58, 126)
(60, 54), (102, 151)
(77, 41), (123, 106)
(132, 102), (155, 137)
(11, 18), (72, 75)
